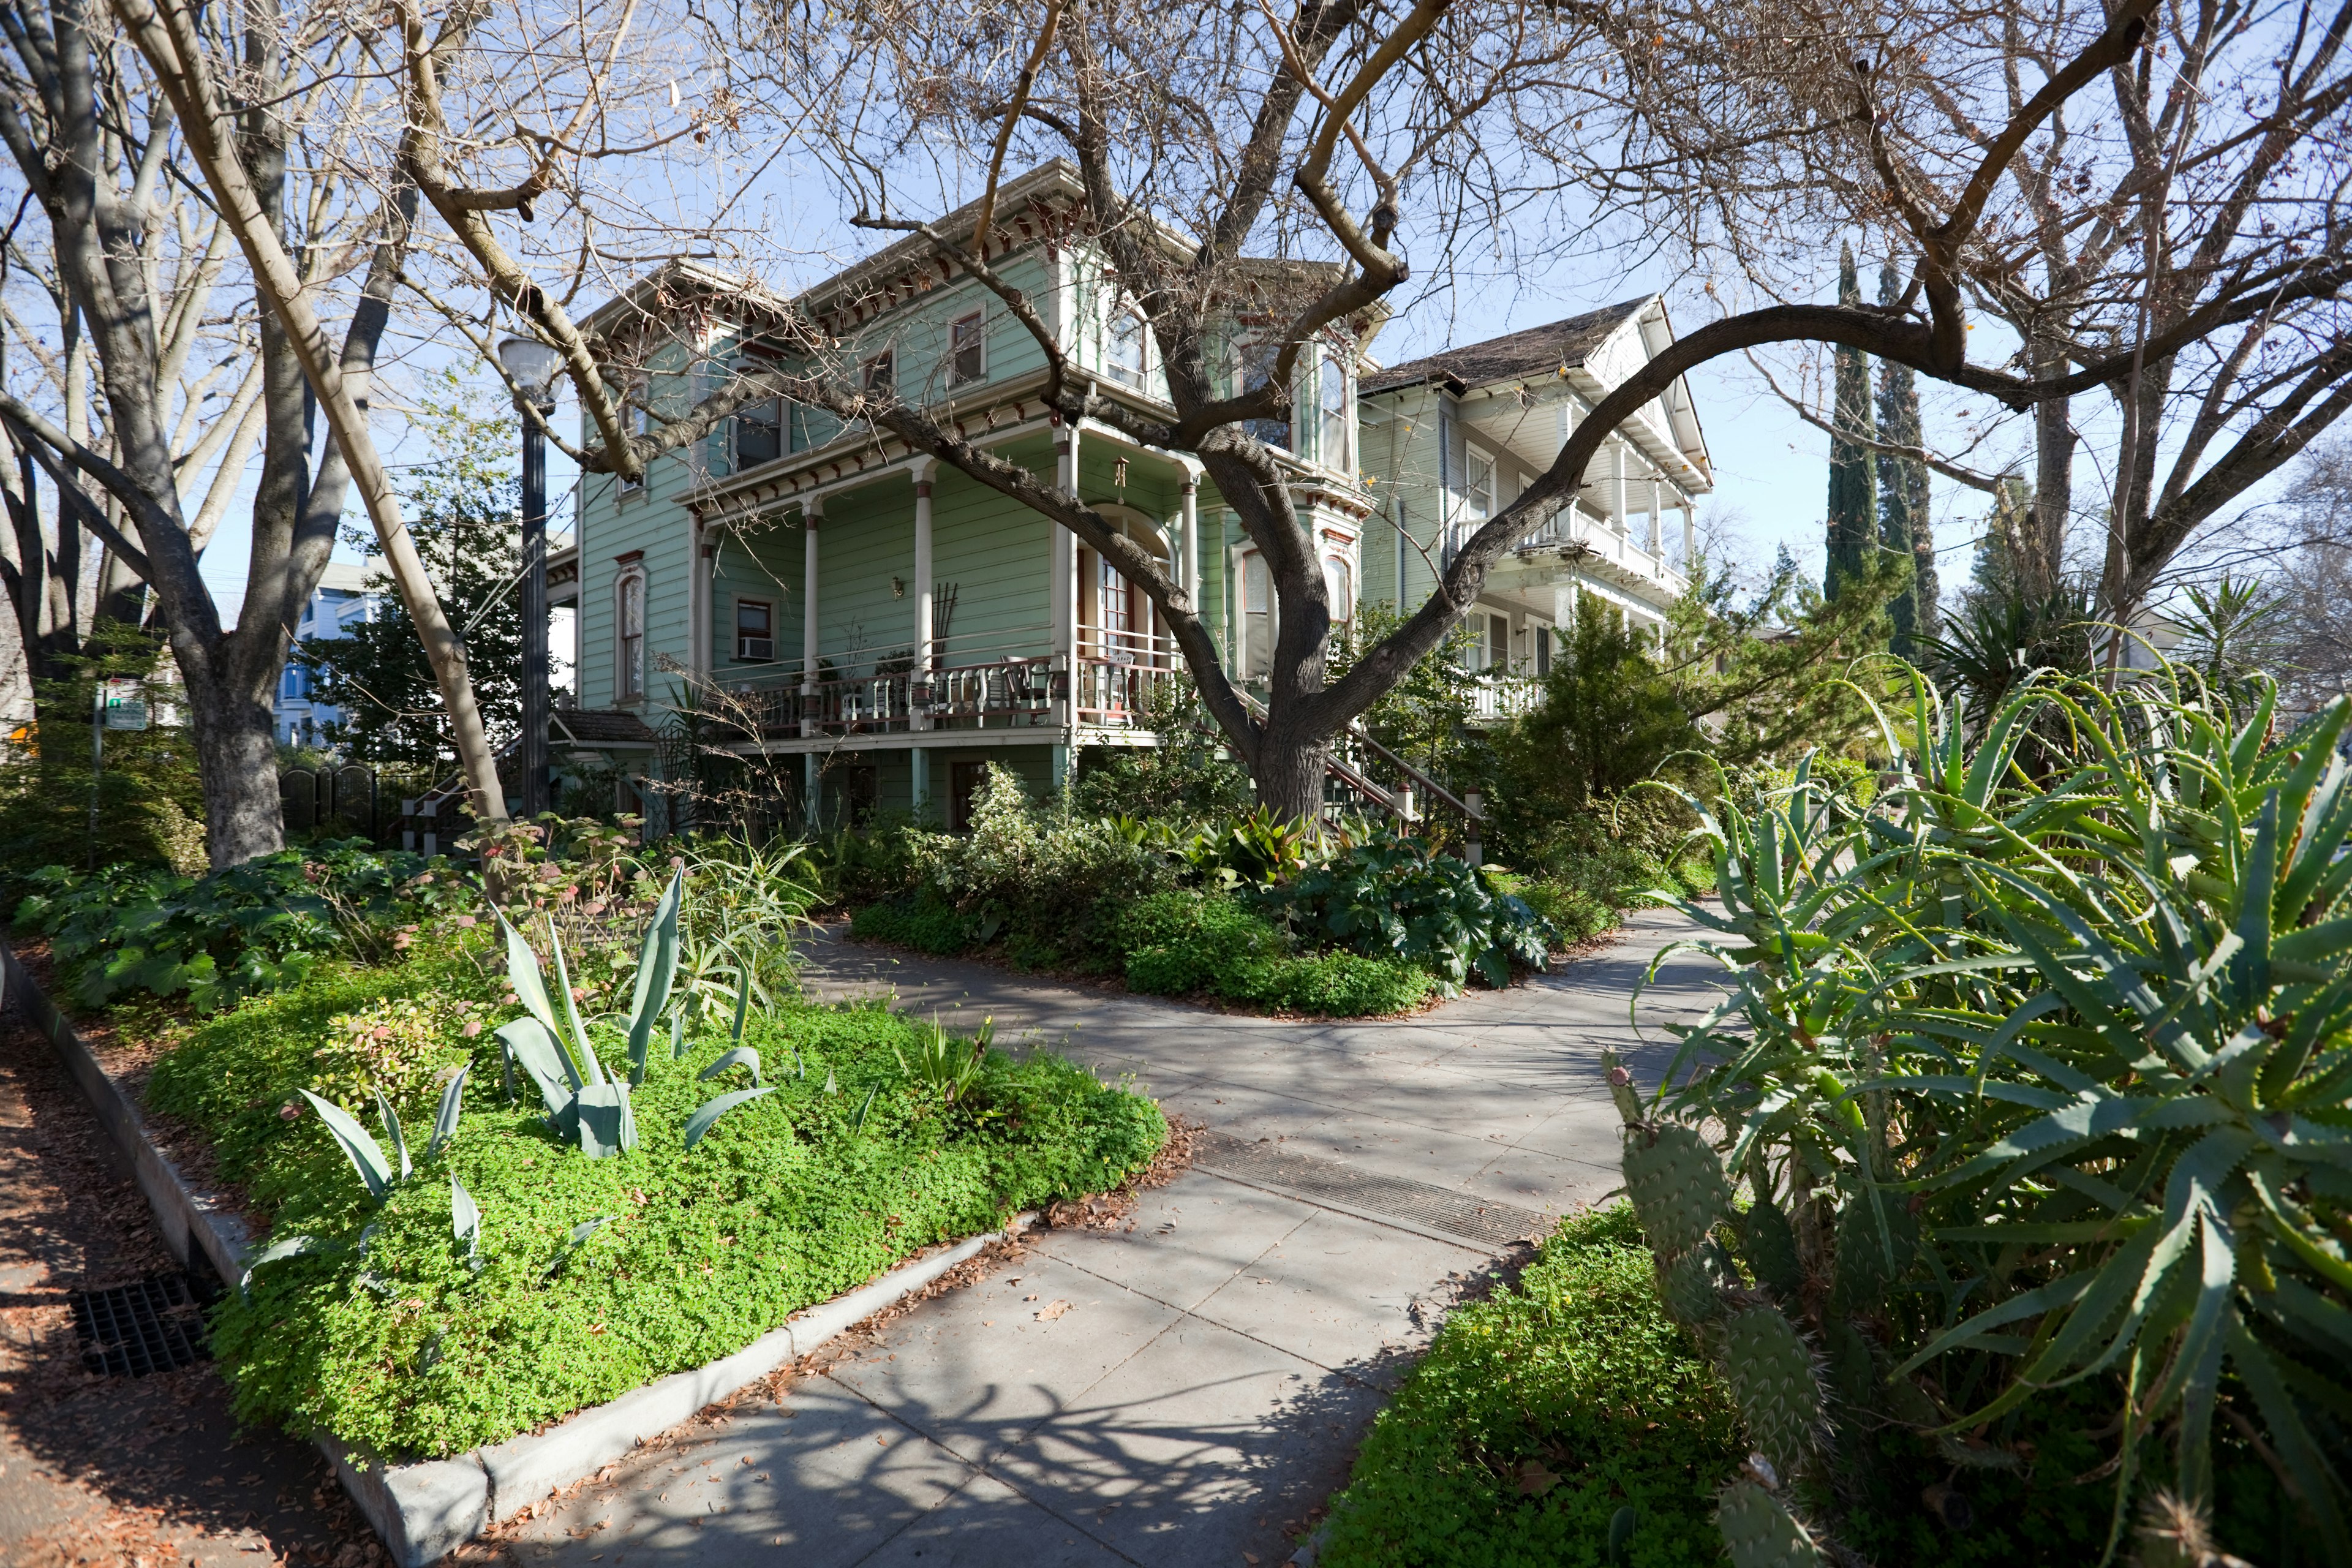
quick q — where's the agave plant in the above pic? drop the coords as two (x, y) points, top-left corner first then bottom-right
(494, 867), (682, 1158)
(242, 1067), (473, 1292)
(1616, 673), (2352, 1566)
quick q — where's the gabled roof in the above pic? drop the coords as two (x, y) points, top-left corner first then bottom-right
(1360, 297), (1651, 396)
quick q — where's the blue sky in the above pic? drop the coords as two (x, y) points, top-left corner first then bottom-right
(192, 168), (2018, 625)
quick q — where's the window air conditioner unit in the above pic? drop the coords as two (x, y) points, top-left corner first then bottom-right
(737, 636), (774, 662)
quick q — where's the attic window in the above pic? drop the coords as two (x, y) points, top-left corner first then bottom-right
(949, 313), (985, 386)
(862, 351), (894, 394)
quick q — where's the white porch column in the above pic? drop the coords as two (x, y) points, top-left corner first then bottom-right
(1052, 421), (1078, 677)
(1649, 477), (1663, 553)
(911, 460), (935, 733)
(1610, 442), (1627, 533)
(799, 500), (821, 737)
(1682, 502), (1695, 564)
(1180, 471), (1200, 600)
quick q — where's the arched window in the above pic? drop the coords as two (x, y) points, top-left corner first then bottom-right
(1322, 556), (1354, 626)
(616, 568), (646, 701)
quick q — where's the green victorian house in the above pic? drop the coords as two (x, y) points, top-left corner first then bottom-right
(547, 162), (1711, 831)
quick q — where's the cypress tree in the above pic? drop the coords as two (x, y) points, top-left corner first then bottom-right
(1876, 260), (1937, 655)
(1823, 243), (1876, 601)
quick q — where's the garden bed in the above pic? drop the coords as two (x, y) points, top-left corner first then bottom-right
(1313, 1205), (2289, 1568)
(6, 865), (1167, 1564)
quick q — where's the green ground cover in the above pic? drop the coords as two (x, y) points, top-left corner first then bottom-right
(132, 930), (1163, 1460)
(1316, 1205), (2288, 1568)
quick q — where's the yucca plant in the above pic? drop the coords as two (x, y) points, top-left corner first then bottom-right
(494, 867), (682, 1158)
(1618, 671), (2352, 1565)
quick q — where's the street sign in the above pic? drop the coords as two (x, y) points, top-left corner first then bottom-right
(102, 679), (149, 731)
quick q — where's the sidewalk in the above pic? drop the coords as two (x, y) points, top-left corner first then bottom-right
(498, 909), (1717, 1568)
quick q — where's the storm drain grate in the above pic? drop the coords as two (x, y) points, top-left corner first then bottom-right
(67, 1273), (211, 1378)
(1192, 1130), (1550, 1249)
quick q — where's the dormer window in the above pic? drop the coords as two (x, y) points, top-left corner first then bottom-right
(949, 312), (986, 386)
(1107, 309), (1149, 391)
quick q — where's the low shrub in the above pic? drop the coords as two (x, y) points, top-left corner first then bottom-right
(307, 995), (481, 1113)
(1317, 1204), (1744, 1568)
(13, 842), (464, 1010)
(1270, 829), (1553, 987)
(850, 889), (970, 955)
(900, 766), (1172, 966)
(1119, 888), (1431, 1016)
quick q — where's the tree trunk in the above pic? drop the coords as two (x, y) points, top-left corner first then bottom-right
(1253, 722), (1328, 822)
(181, 647), (284, 865)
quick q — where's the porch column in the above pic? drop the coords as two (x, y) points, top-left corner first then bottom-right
(1180, 472), (1199, 599)
(1683, 501), (1695, 563)
(1649, 477), (1663, 553)
(910, 745), (930, 819)
(688, 519), (711, 681)
(800, 500), (821, 738)
(1052, 423), (1077, 726)
(912, 461), (935, 733)
(1611, 442), (1627, 533)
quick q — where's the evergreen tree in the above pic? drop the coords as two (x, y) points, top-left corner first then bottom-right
(296, 383), (522, 765)
(1823, 243), (1877, 601)
(1875, 260), (1937, 655)
(1963, 475), (2034, 614)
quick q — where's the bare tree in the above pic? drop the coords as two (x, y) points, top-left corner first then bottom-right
(2281, 437), (2352, 704)
(1610, 0), (2352, 625)
(508, 0), (2346, 816)
(102, 0), (2345, 820)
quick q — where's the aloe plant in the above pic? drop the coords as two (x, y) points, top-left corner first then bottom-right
(494, 868), (682, 1158)
(1613, 674), (2352, 1565)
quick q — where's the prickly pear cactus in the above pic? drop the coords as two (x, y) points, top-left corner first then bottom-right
(1738, 1191), (1803, 1299)
(1715, 1478), (1825, 1568)
(1719, 1308), (1823, 1480)
(1654, 1242), (1733, 1328)
(1620, 1121), (1731, 1257)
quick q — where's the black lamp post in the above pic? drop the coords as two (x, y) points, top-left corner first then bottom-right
(497, 336), (564, 820)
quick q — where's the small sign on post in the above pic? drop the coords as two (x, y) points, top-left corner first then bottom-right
(101, 679), (149, 731)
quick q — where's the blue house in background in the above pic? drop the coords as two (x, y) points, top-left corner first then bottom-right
(276, 562), (372, 747)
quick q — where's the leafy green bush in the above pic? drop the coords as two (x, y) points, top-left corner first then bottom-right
(898, 765), (1172, 966)
(1612, 677), (2340, 1562)
(849, 889), (970, 955)
(1318, 1204), (1744, 1568)
(1269, 829), (1553, 987)
(13, 842), (461, 1010)
(1118, 888), (1431, 1015)
(153, 941), (1165, 1458)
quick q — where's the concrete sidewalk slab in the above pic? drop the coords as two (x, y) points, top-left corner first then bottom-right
(496, 910), (1717, 1568)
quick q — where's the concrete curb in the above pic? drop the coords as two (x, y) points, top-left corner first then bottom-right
(0, 941), (255, 1288)
(4, 938), (1031, 1566)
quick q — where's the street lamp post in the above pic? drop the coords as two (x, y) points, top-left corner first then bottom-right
(497, 337), (564, 820)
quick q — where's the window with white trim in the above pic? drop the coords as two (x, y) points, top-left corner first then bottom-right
(619, 377), (650, 494)
(1242, 551), (1273, 675)
(1238, 341), (1291, 450)
(1322, 556), (1354, 625)
(734, 598), (774, 662)
(948, 312), (986, 387)
(616, 568), (646, 701)
(1317, 352), (1351, 469)
(1106, 308), (1149, 390)
(734, 390), (783, 470)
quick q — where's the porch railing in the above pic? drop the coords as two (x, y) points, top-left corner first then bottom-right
(721, 626), (1185, 739)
